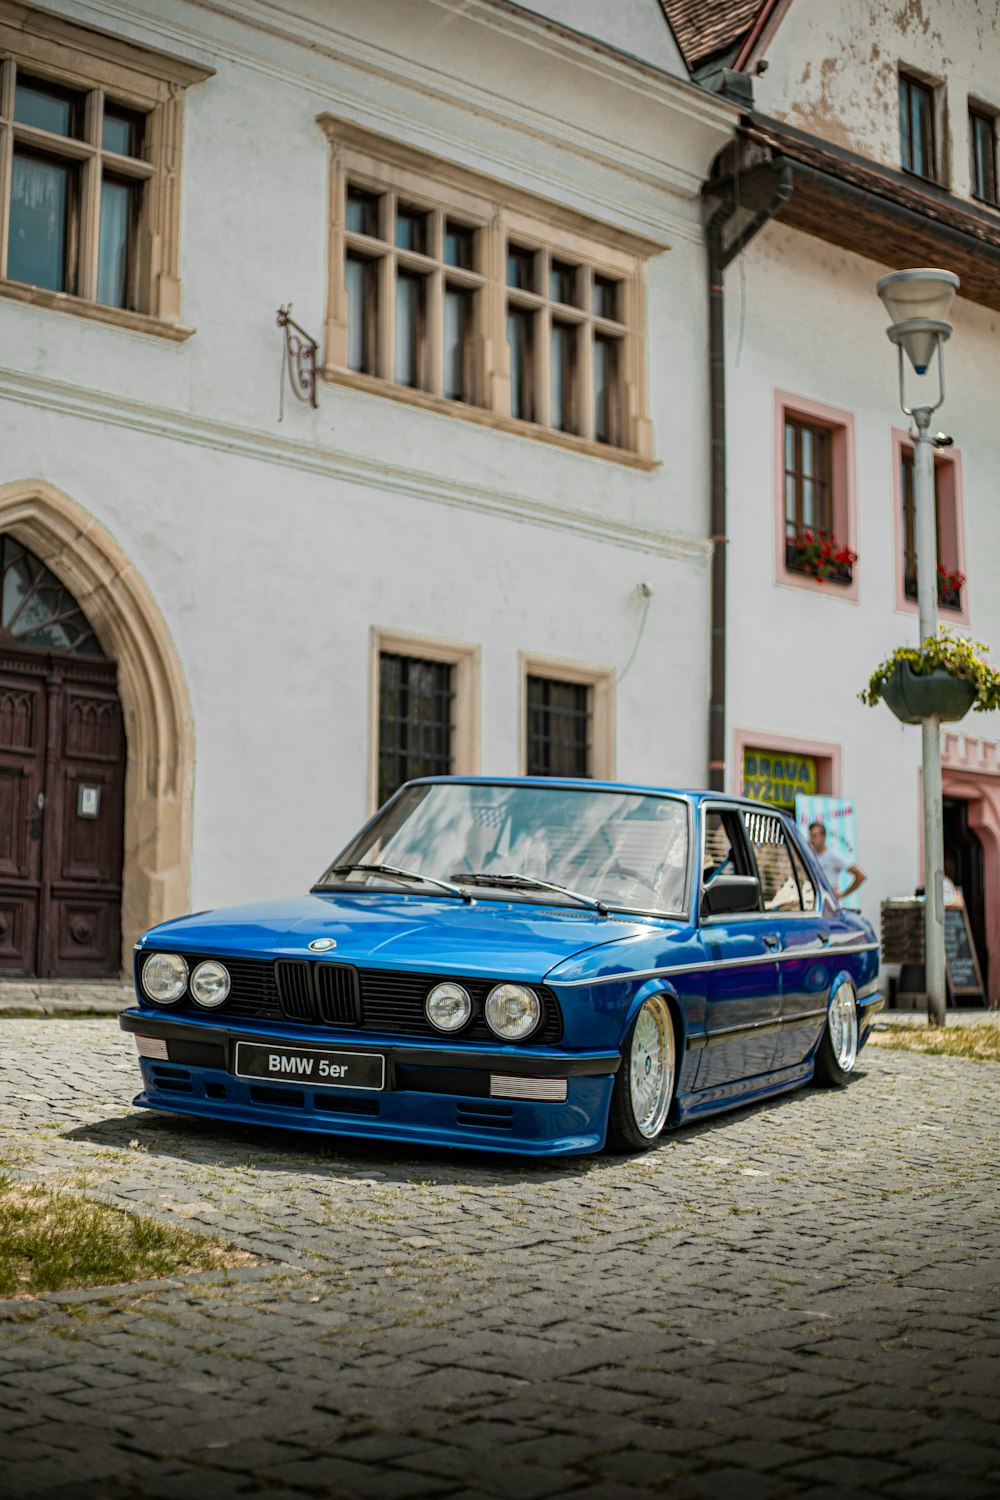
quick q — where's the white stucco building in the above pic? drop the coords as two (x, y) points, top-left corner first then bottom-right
(663, 0), (1000, 1002)
(0, 0), (734, 976)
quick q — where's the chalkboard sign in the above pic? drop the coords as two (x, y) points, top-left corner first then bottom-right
(944, 896), (985, 1000)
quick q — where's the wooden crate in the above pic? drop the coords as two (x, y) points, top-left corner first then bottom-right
(881, 899), (925, 963)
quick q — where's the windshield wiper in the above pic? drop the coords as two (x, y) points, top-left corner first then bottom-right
(316, 863), (472, 902)
(457, 871), (608, 916)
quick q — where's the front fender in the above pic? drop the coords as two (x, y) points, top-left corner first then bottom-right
(618, 979), (700, 1104)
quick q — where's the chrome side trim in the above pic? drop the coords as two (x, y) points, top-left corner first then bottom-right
(691, 1006), (828, 1052)
(554, 941), (880, 988)
(706, 1016), (782, 1043)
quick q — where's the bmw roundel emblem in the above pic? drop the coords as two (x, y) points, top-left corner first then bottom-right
(309, 938), (337, 952)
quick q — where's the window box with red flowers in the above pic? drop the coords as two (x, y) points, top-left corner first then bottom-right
(903, 564), (965, 612)
(784, 530), (857, 587)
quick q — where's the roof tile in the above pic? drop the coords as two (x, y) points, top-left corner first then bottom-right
(659, 0), (765, 68)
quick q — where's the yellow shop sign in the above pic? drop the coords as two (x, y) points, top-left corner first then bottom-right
(742, 749), (817, 809)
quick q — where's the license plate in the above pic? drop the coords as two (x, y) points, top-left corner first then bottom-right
(234, 1041), (385, 1091)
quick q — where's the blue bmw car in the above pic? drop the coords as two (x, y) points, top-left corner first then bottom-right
(121, 778), (883, 1156)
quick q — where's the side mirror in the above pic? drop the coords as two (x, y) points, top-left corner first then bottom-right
(702, 874), (761, 917)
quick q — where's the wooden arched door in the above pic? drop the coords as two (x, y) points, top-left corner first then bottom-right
(0, 537), (125, 977)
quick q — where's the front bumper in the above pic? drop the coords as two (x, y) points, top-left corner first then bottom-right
(857, 991), (885, 1048)
(119, 1009), (619, 1157)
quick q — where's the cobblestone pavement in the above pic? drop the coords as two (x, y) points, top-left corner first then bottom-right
(0, 1019), (997, 1500)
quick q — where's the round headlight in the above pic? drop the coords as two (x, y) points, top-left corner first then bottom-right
(425, 981), (472, 1032)
(141, 952), (188, 1005)
(190, 960), (231, 1008)
(484, 983), (541, 1040)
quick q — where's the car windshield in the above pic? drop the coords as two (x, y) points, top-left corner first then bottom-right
(316, 782), (690, 917)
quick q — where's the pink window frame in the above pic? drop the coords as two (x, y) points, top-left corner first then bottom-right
(890, 428), (968, 625)
(732, 728), (842, 800)
(774, 391), (858, 602)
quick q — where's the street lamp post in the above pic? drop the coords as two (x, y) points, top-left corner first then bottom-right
(876, 268), (960, 1027)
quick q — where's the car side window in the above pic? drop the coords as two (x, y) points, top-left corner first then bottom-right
(786, 834), (816, 911)
(702, 811), (736, 887)
(742, 811), (802, 912)
(700, 808), (758, 918)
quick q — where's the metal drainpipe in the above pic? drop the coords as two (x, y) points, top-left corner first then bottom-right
(706, 160), (793, 793)
(707, 213), (728, 793)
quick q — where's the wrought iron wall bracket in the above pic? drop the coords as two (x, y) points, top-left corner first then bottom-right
(276, 305), (319, 413)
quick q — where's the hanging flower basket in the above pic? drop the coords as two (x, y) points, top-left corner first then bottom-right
(880, 662), (976, 723)
(860, 627), (1000, 723)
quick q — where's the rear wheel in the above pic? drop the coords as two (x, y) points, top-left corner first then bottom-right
(605, 995), (676, 1153)
(813, 979), (859, 1088)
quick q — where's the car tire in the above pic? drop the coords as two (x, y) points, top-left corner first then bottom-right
(812, 978), (859, 1088)
(605, 994), (676, 1153)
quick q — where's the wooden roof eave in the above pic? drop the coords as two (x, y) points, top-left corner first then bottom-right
(713, 124), (1000, 313)
(778, 157), (1000, 313)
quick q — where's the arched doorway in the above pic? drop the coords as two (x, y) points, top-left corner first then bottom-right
(0, 536), (125, 975)
(0, 480), (194, 976)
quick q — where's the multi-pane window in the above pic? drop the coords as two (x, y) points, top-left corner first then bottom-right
(323, 122), (650, 460)
(377, 653), (455, 807)
(970, 107), (998, 205)
(343, 183), (483, 403)
(0, 25), (208, 328)
(777, 396), (856, 592)
(526, 676), (591, 778)
(784, 417), (832, 541)
(900, 448), (963, 610)
(1, 68), (149, 307)
(505, 244), (626, 443)
(899, 72), (938, 181)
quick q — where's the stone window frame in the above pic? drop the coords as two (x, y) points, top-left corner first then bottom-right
(891, 427), (968, 626)
(368, 626), (480, 814)
(319, 116), (656, 469)
(773, 391), (858, 603)
(518, 651), (615, 781)
(968, 100), (999, 207)
(898, 66), (947, 188)
(0, 2), (213, 340)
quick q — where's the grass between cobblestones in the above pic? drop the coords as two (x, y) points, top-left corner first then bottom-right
(0, 1174), (257, 1297)
(869, 1022), (1000, 1062)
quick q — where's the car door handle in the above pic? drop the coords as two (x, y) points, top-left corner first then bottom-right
(762, 932), (780, 950)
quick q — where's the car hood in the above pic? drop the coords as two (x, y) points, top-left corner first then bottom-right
(138, 893), (666, 982)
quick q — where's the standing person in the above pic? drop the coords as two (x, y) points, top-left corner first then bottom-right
(808, 821), (866, 901)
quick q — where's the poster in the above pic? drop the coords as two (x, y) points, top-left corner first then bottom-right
(794, 794), (860, 908)
(742, 748), (817, 809)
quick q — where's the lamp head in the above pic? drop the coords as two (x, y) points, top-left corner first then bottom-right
(876, 268), (959, 373)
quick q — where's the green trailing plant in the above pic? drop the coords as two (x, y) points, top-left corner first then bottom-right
(860, 627), (1000, 713)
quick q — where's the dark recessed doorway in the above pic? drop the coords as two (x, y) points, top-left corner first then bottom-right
(0, 536), (124, 977)
(943, 796), (988, 999)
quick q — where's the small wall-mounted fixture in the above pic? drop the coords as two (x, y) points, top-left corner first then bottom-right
(276, 305), (319, 413)
(77, 783), (100, 819)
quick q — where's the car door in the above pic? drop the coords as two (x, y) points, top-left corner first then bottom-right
(696, 805), (781, 1092)
(741, 810), (833, 1072)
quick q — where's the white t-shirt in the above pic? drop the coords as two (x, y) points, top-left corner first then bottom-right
(817, 846), (850, 890)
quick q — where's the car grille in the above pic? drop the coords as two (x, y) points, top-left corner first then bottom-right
(139, 953), (562, 1044)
